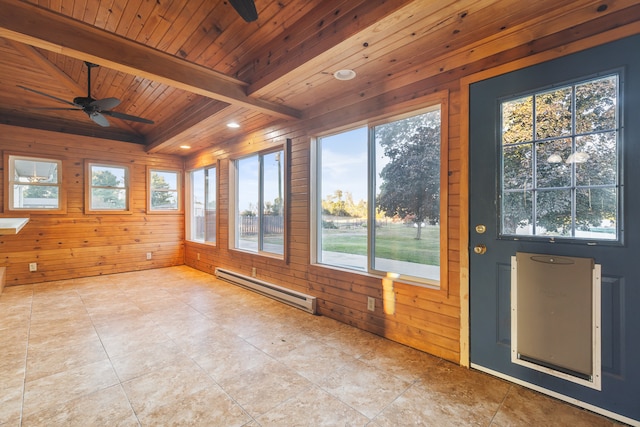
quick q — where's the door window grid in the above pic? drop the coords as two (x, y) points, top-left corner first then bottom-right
(500, 74), (619, 241)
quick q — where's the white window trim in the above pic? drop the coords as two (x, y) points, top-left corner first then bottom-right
(311, 94), (449, 290)
(85, 161), (132, 214)
(229, 145), (287, 259)
(4, 153), (65, 214)
(186, 164), (217, 245)
(147, 167), (182, 213)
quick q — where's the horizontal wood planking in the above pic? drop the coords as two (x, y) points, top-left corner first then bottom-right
(182, 24), (640, 364)
(0, 124), (185, 285)
(183, 86), (462, 363)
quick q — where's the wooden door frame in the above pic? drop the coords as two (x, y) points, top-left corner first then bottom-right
(458, 23), (640, 368)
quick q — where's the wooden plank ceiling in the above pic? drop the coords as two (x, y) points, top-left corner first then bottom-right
(0, 0), (639, 155)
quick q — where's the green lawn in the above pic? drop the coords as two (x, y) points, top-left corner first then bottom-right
(322, 221), (440, 266)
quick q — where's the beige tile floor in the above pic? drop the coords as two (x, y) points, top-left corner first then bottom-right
(0, 266), (624, 426)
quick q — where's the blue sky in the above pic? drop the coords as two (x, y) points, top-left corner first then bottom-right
(320, 126), (369, 202)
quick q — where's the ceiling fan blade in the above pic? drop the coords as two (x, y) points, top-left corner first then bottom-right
(17, 85), (79, 107)
(229, 0), (258, 22)
(102, 110), (155, 125)
(30, 107), (83, 111)
(91, 97), (121, 111)
(88, 112), (110, 127)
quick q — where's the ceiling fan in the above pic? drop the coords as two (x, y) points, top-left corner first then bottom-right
(17, 62), (154, 128)
(229, 0), (258, 22)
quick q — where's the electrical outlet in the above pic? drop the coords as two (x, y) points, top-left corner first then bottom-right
(251, 267), (257, 278)
(197, 253), (200, 261)
(146, 252), (152, 260)
(367, 297), (375, 311)
(29, 262), (37, 272)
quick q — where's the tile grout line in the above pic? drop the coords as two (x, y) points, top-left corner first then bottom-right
(488, 383), (514, 426)
(77, 283), (143, 427)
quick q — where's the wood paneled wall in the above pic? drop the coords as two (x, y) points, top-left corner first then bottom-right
(2, 20), (635, 367)
(0, 125), (185, 286)
(184, 81), (463, 363)
(184, 23), (640, 365)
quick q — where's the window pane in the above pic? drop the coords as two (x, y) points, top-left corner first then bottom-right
(91, 188), (127, 209)
(92, 166), (125, 188)
(536, 189), (572, 237)
(374, 110), (441, 281)
(575, 76), (617, 134)
(262, 151), (284, 255)
(503, 144), (532, 190)
(502, 96), (533, 144)
(205, 167), (216, 243)
(575, 132), (616, 186)
(12, 184), (59, 209)
(576, 187), (617, 240)
(237, 155), (260, 252)
(14, 159), (58, 183)
(151, 171), (177, 189)
(536, 138), (571, 188)
(502, 191), (533, 235)
(190, 169), (205, 241)
(318, 127), (368, 271)
(536, 87), (572, 139)
(151, 191), (177, 209)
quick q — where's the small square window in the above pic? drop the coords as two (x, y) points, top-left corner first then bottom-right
(148, 168), (181, 212)
(4, 154), (65, 213)
(85, 161), (131, 214)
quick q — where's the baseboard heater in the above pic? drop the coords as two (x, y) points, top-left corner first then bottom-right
(214, 268), (317, 314)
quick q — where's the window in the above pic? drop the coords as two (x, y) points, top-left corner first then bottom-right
(85, 162), (131, 213)
(500, 74), (620, 241)
(148, 168), (181, 212)
(187, 165), (216, 243)
(5, 154), (64, 212)
(231, 148), (285, 256)
(315, 105), (445, 285)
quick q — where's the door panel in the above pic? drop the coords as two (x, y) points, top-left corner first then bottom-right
(469, 35), (639, 422)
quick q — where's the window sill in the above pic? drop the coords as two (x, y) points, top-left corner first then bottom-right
(309, 262), (442, 291)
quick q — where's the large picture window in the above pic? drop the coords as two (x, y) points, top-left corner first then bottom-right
(85, 162), (131, 213)
(232, 149), (285, 256)
(6, 154), (63, 212)
(500, 74), (620, 241)
(315, 105), (444, 285)
(188, 165), (216, 243)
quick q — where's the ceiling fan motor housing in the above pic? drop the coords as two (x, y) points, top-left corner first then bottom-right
(73, 96), (95, 107)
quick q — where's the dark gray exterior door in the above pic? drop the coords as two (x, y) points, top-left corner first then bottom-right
(469, 35), (640, 423)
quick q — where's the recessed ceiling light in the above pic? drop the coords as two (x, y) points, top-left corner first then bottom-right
(227, 122), (240, 128)
(333, 69), (356, 81)
(180, 145), (191, 149)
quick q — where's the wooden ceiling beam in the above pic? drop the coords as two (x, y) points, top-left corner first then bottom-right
(0, 0), (301, 120)
(0, 108), (146, 144)
(243, 0), (414, 95)
(10, 41), (83, 96)
(144, 97), (230, 153)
